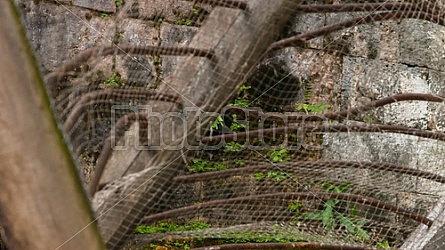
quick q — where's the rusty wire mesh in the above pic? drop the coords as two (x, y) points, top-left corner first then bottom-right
(17, 0), (445, 249)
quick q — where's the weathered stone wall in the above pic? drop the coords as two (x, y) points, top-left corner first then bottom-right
(17, 0), (202, 82)
(324, 18), (445, 205)
(284, 9), (445, 213)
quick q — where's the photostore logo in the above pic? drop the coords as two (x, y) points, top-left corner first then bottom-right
(110, 105), (330, 151)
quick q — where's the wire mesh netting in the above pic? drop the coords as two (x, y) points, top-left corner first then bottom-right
(13, 0), (445, 249)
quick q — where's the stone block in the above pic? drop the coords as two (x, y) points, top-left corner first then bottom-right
(160, 23), (198, 77)
(20, 2), (115, 71)
(73, 0), (116, 13)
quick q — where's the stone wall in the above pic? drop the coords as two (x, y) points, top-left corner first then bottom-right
(16, 0), (203, 81)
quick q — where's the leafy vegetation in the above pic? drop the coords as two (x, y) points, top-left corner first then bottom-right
(295, 79), (330, 114)
(268, 149), (291, 163)
(135, 221), (211, 234)
(153, 56), (162, 65)
(114, 31), (124, 40)
(288, 201), (304, 213)
(176, 19), (193, 26)
(230, 114), (246, 131)
(189, 159), (227, 173)
(208, 84), (251, 135)
(104, 72), (125, 87)
(114, 0), (122, 7)
(316, 180), (350, 194)
(376, 241), (390, 249)
(100, 13), (109, 19)
(139, 223), (309, 249)
(238, 84), (251, 93)
(299, 181), (370, 240)
(135, 222), (210, 249)
(266, 171), (290, 181)
(149, 240), (192, 250)
(210, 115), (224, 136)
(228, 85), (251, 107)
(192, 7), (200, 15)
(234, 159), (246, 166)
(253, 172), (264, 180)
(230, 97), (249, 107)
(140, 228), (309, 249)
(296, 103), (329, 114)
(365, 116), (374, 123)
(224, 141), (243, 152)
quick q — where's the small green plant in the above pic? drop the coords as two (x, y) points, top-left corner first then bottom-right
(157, 17), (164, 23)
(114, 0), (122, 7)
(105, 72), (125, 87)
(148, 240), (191, 250)
(100, 13), (110, 19)
(376, 241), (390, 249)
(230, 114), (246, 131)
(114, 31), (124, 40)
(288, 201), (304, 213)
(254, 171), (290, 182)
(302, 181), (370, 240)
(185, 19), (193, 26)
(224, 141), (243, 152)
(135, 221), (211, 234)
(318, 181), (350, 193)
(266, 171), (290, 181)
(254, 172), (265, 180)
(227, 85), (251, 108)
(173, 241), (191, 250)
(230, 97), (249, 107)
(296, 103), (329, 114)
(268, 149), (291, 163)
(365, 116), (374, 123)
(189, 159), (227, 173)
(153, 56), (162, 65)
(192, 7), (200, 15)
(176, 19), (193, 26)
(210, 115), (224, 135)
(234, 159), (246, 166)
(239, 84), (251, 93)
(289, 201), (305, 221)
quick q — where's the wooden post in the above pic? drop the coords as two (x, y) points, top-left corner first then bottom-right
(93, 1), (302, 248)
(0, 1), (105, 249)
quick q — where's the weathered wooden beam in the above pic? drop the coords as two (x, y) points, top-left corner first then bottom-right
(401, 195), (445, 249)
(92, 1), (302, 249)
(0, 1), (105, 250)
